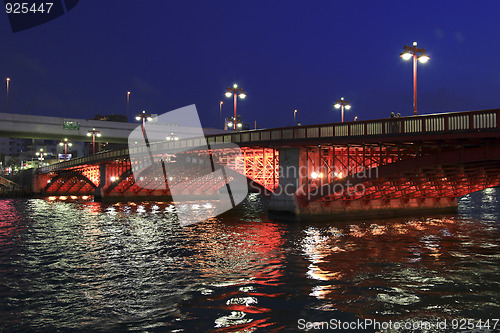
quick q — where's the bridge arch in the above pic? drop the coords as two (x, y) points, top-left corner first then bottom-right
(44, 170), (97, 194)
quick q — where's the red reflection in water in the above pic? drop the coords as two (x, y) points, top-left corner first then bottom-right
(214, 317), (282, 333)
(300, 217), (481, 317)
(0, 200), (25, 244)
(182, 218), (288, 331)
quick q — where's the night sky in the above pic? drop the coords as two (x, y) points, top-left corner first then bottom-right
(1, 1), (499, 129)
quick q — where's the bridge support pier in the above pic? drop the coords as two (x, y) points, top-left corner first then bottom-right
(267, 148), (460, 221)
(268, 148), (307, 216)
(94, 164), (106, 202)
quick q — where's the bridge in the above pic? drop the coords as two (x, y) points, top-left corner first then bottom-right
(33, 108), (500, 220)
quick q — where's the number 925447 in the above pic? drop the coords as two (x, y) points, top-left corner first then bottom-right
(5, 2), (53, 14)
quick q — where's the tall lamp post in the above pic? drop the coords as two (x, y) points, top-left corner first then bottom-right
(87, 128), (102, 154)
(35, 148), (48, 166)
(225, 84), (246, 130)
(219, 101), (223, 129)
(334, 97), (351, 123)
(6, 77), (10, 113)
(59, 138), (72, 161)
(400, 41), (430, 116)
(135, 110), (153, 139)
(126, 91), (131, 121)
(293, 109), (298, 125)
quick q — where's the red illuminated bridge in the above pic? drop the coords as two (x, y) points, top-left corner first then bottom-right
(34, 109), (500, 220)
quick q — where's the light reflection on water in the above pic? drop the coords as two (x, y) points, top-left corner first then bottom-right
(0, 189), (499, 331)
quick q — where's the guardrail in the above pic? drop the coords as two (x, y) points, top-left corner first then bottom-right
(207, 109), (499, 145)
(40, 148), (129, 173)
(0, 175), (19, 189)
(40, 109), (499, 173)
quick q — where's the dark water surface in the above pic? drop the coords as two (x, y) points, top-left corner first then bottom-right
(1, 189), (499, 332)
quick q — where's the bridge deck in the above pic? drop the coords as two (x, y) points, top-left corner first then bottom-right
(40, 109), (499, 174)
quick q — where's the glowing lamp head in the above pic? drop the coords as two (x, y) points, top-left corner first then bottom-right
(239, 93), (246, 99)
(87, 133), (92, 137)
(227, 122), (233, 128)
(334, 103), (341, 109)
(147, 117), (153, 122)
(233, 84), (238, 88)
(311, 172), (318, 179)
(59, 142), (64, 146)
(237, 123), (242, 128)
(225, 91), (232, 98)
(68, 143), (73, 147)
(97, 133), (102, 137)
(344, 104), (351, 110)
(135, 116), (141, 121)
(401, 52), (412, 61)
(418, 54), (430, 63)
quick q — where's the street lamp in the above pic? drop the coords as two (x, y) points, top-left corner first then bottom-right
(400, 41), (430, 116)
(6, 77), (10, 113)
(225, 117), (242, 130)
(135, 110), (153, 139)
(334, 97), (351, 123)
(219, 101), (223, 129)
(59, 138), (72, 161)
(87, 128), (102, 154)
(166, 132), (179, 141)
(293, 109), (298, 126)
(126, 91), (131, 121)
(225, 84), (246, 130)
(35, 148), (48, 166)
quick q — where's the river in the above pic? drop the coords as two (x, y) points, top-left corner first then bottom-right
(0, 188), (499, 332)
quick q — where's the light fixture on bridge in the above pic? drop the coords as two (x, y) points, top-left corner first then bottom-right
(334, 97), (351, 123)
(310, 172), (324, 180)
(36, 148), (48, 164)
(135, 110), (153, 122)
(225, 83), (246, 131)
(87, 128), (102, 155)
(59, 138), (72, 161)
(400, 41), (430, 116)
(166, 132), (179, 141)
(136, 110), (154, 140)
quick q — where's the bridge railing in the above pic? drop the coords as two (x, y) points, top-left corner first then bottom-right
(40, 148), (130, 173)
(39, 109), (499, 173)
(208, 109), (499, 144)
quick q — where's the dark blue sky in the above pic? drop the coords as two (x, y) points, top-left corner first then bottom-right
(1, 1), (499, 129)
